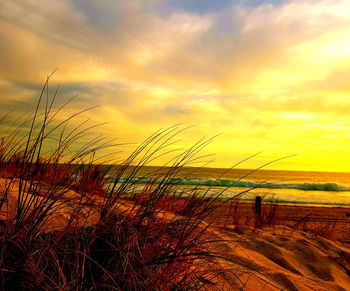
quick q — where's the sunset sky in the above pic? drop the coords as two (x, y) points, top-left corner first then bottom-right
(1, 0), (350, 172)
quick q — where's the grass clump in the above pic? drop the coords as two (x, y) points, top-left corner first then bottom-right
(0, 76), (242, 290)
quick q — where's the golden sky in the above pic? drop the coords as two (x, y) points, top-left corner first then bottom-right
(1, 0), (350, 171)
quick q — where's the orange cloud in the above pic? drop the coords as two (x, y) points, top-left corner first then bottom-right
(1, 0), (350, 171)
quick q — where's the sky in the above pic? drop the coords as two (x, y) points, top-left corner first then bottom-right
(1, 0), (350, 172)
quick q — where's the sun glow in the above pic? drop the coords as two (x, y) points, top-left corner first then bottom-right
(1, 0), (350, 172)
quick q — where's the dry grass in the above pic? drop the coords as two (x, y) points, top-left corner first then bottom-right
(0, 76), (247, 290)
(2, 76), (347, 290)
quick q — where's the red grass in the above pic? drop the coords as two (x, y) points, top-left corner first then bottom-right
(0, 77), (239, 290)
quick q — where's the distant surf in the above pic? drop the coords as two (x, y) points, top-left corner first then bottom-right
(117, 177), (350, 192)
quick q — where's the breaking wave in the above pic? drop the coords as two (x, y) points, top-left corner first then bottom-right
(118, 177), (350, 192)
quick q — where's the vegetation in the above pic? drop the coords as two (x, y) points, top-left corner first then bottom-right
(0, 76), (244, 290)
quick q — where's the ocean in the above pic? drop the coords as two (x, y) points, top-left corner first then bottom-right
(113, 166), (350, 207)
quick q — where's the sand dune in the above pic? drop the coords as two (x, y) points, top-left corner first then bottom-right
(205, 225), (350, 290)
(1, 178), (349, 290)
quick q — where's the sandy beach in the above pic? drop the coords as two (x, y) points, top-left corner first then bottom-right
(205, 201), (350, 242)
(2, 178), (350, 290)
(153, 198), (350, 289)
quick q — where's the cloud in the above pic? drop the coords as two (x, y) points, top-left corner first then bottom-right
(0, 0), (94, 50)
(156, 0), (234, 14)
(0, 79), (39, 105)
(1, 0), (350, 170)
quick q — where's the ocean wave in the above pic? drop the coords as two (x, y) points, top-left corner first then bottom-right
(117, 177), (350, 192)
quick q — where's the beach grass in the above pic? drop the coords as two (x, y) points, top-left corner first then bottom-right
(1, 77), (350, 290)
(0, 77), (244, 290)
